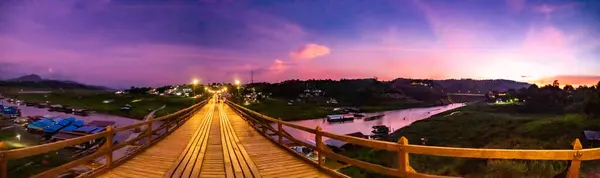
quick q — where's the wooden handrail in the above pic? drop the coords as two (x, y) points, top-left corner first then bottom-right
(0, 99), (208, 178)
(226, 101), (597, 178)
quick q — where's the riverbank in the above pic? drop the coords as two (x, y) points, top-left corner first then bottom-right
(243, 98), (439, 121)
(3, 91), (201, 120)
(337, 103), (600, 177)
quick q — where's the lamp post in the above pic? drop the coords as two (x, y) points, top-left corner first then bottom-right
(235, 80), (241, 103)
(192, 79), (199, 103)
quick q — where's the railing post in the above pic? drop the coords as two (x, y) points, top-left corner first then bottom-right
(567, 138), (583, 178)
(105, 126), (114, 168)
(147, 121), (153, 144)
(0, 142), (7, 178)
(315, 126), (323, 166)
(278, 118), (283, 145)
(166, 117), (171, 133)
(398, 136), (410, 176)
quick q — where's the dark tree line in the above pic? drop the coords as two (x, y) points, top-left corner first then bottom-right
(246, 78), (445, 106)
(490, 81), (600, 115)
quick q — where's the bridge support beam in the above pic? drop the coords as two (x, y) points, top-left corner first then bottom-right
(277, 118), (283, 145)
(0, 142), (7, 178)
(567, 138), (582, 178)
(315, 126), (323, 166)
(398, 137), (409, 177)
(105, 126), (114, 168)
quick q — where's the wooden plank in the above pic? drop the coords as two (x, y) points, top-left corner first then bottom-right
(168, 103), (213, 177)
(222, 104), (330, 178)
(220, 104), (244, 178)
(196, 106), (225, 177)
(220, 106), (261, 178)
(181, 106), (213, 177)
(221, 110), (250, 176)
(96, 100), (211, 178)
(219, 105), (235, 178)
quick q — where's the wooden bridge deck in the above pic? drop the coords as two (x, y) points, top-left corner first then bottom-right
(99, 99), (329, 178)
(100, 100), (216, 178)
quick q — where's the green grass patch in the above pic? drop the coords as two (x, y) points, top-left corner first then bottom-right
(4, 90), (200, 119)
(338, 103), (600, 177)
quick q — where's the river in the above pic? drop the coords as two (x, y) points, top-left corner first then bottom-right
(277, 103), (466, 144)
(0, 100), (141, 147)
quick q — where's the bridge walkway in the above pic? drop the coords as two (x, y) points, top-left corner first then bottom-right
(99, 99), (329, 178)
(99, 100), (216, 178)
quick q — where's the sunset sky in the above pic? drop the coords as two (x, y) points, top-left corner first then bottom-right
(1, 0), (599, 88)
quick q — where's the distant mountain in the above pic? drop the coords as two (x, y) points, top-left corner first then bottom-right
(435, 79), (531, 93)
(392, 78), (531, 93)
(8, 74), (43, 82)
(1, 74), (112, 91)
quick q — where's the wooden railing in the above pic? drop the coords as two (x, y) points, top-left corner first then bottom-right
(0, 100), (208, 178)
(227, 101), (600, 178)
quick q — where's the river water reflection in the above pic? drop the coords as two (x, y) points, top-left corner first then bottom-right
(0, 100), (140, 144)
(276, 103), (466, 143)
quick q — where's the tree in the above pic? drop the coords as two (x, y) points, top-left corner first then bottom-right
(552, 80), (560, 87)
(563, 85), (574, 93)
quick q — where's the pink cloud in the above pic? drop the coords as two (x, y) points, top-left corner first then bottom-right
(268, 59), (289, 73)
(521, 25), (574, 62)
(289, 44), (331, 60)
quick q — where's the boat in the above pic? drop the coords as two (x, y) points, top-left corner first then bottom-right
(353, 113), (365, 117)
(364, 114), (385, 121)
(52, 125), (107, 149)
(121, 104), (132, 111)
(44, 117), (75, 133)
(27, 118), (56, 132)
(62, 105), (74, 113)
(3, 106), (20, 117)
(326, 114), (355, 122)
(60, 119), (85, 132)
(73, 109), (90, 116)
(48, 104), (63, 112)
(370, 125), (390, 140)
(371, 125), (390, 135)
(36, 102), (49, 108)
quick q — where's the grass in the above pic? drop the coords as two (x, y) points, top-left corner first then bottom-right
(337, 103), (600, 177)
(3, 90), (201, 120)
(243, 98), (434, 121)
(7, 151), (74, 178)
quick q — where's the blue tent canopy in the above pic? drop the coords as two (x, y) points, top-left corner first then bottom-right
(74, 126), (101, 133)
(61, 125), (79, 132)
(72, 120), (84, 127)
(3, 106), (17, 115)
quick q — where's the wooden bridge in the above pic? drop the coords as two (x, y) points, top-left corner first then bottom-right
(0, 96), (599, 178)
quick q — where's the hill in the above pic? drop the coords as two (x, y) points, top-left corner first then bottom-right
(8, 74), (43, 82)
(392, 78), (531, 93)
(1, 74), (111, 91)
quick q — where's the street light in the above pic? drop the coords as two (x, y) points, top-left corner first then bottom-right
(234, 80), (241, 103)
(192, 79), (199, 102)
